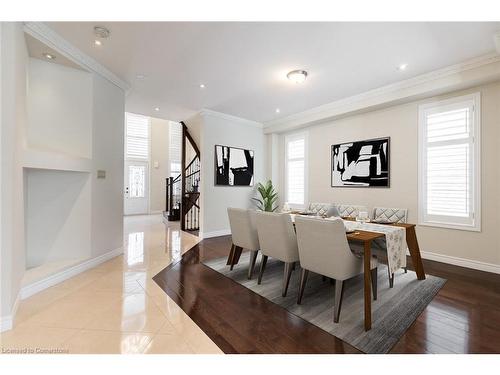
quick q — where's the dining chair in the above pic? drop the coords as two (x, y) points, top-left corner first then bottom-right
(335, 204), (368, 218)
(254, 211), (300, 297)
(295, 216), (378, 323)
(307, 202), (332, 216)
(372, 206), (408, 287)
(227, 208), (260, 279)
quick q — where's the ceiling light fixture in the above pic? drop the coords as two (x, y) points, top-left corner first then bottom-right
(154, 107), (160, 112)
(42, 52), (55, 60)
(94, 26), (110, 39)
(287, 69), (308, 84)
(136, 74), (146, 80)
(398, 63), (408, 71)
(199, 84), (205, 88)
(94, 39), (102, 46)
(275, 108), (281, 113)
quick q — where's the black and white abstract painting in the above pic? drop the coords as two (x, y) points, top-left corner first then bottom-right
(331, 137), (390, 187)
(215, 145), (254, 186)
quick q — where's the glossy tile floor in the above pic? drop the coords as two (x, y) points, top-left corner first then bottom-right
(0, 215), (223, 354)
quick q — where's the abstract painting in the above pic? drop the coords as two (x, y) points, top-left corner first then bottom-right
(331, 137), (390, 187)
(215, 145), (254, 186)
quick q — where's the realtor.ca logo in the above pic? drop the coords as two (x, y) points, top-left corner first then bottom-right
(2, 347), (69, 354)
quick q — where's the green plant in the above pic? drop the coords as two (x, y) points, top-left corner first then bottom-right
(252, 180), (278, 212)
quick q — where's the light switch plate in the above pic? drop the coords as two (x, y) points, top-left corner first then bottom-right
(97, 170), (106, 179)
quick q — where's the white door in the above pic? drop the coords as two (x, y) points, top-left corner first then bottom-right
(124, 160), (149, 215)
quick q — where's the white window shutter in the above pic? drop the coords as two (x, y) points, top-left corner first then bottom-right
(125, 113), (149, 159)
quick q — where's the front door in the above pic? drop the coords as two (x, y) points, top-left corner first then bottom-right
(124, 160), (149, 215)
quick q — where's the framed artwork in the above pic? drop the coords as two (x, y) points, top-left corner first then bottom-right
(215, 145), (254, 186)
(331, 137), (390, 187)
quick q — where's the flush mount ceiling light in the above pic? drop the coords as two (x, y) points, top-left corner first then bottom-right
(199, 84), (205, 88)
(42, 52), (55, 60)
(275, 108), (281, 113)
(154, 107), (160, 112)
(287, 69), (308, 84)
(94, 40), (102, 46)
(136, 74), (146, 80)
(398, 63), (408, 71)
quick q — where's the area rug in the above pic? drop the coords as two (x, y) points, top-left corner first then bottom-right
(203, 253), (446, 354)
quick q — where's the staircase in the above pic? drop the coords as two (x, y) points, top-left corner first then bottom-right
(164, 121), (200, 232)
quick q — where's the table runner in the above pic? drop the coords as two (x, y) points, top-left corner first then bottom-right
(342, 220), (407, 274)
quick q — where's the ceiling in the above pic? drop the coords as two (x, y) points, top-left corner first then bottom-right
(46, 22), (500, 123)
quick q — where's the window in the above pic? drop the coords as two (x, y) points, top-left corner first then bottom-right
(125, 113), (150, 159)
(285, 132), (308, 207)
(418, 93), (481, 231)
(169, 121), (182, 178)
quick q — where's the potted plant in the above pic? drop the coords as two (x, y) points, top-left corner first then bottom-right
(251, 180), (278, 212)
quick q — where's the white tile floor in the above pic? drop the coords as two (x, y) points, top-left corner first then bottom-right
(0, 215), (223, 354)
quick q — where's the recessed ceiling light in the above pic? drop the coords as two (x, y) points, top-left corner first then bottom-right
(94, 26), (110, 39)
(287, 70), (308, 84)
(275, 108), (281, 113)
(154, 107), (160, 112)
(199, 84), (205, 89)
(398, 63), (408, 71)
(136, 74), (146, 80)
(42, 52), (55, 60)
(94, 39), (102, 46)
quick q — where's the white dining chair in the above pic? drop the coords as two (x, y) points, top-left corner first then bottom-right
(227, 208), (260, 279)
(254, 211), (300, 297)
(335, 204), (368, 218)
(372, 206), (409, 287)
(295, 216), (378, 323)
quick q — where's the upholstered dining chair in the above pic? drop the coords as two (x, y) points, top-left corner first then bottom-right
(372, 206), (409, 287)
(335, 204), (368, 219)
(254, 211), (300, 297)
(227, 208), (260, 279)
(307, 202), (332, 216)
(295, 216), (378, 323)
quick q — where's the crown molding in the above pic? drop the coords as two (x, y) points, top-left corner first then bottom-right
(199, 108), (264, 128)
(264, 52), (500, 134)
(23, 22), (130, 92)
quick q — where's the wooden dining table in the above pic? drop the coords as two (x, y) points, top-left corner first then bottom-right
(342, 219), (426, 331)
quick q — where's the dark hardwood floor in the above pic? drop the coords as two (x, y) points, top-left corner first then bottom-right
(153, 235), (500, 354)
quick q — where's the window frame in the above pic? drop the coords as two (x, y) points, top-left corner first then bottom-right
(284, 131), (308, 209)
(417, 92), (481, 232)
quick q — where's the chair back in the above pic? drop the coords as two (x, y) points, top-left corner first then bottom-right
(335, 204), (368, 218)
(372, 207), (408, 223)
(295, 216), (362, 280)
(307, 202), (332, 216)
(227, 208), (260, 251)
(254, 211), (299, 263)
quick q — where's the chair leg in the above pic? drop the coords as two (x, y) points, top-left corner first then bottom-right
(333, 280), (344, 323)
(404, 267), (408, 273)
(282, 262), (294, 297)
(297, 269), (309, 304)
(230, 246), (243, 271)
(371, 267), (378, 301)
(226, 244), (235, 266)
(257, 255), (268, 285)
(247, 250), (258, 279)
(386, 265), (395, 288)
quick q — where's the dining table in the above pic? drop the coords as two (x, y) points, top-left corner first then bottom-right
(290, 214), (426, 331)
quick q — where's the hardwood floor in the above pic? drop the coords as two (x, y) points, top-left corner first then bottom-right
(153, 235), (500, 354)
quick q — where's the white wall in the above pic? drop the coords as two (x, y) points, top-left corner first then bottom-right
(0, 22), (28, 321)
(27, 58), (93, 158)
(274, 82), (500, 270)
(150, 117), (170, 213)
(90, 74), (125, 258)
(193, 111), (265, 237)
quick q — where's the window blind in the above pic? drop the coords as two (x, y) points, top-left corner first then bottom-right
(285, 135), (306, 206)
(169, 122), (182, 177)
(125, 113), (149, 159)
(419, 94), (480, 231)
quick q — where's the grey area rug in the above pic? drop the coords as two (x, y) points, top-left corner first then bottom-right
(203, 252), (446, 354)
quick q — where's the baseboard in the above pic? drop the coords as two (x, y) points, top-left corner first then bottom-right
(420, 250), (500, 274)
(149, 210), (162, 215)
(0, 293), (20, 332)
(20, 247), (124, 300)
(201, 229), (231, 239)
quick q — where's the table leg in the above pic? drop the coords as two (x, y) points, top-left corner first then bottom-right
(406, 226), (426, 280)
(364, 240), (372, 331)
